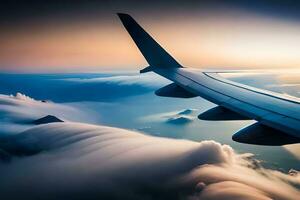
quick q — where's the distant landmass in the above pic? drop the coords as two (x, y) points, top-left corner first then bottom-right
(166, 109), (197, 125)
(166, 116), (194, 124)
(33, 115), (64, 125)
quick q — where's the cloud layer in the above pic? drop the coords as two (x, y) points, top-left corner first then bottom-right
(0, 79), (299, 199)
(0, 73), (169, 102)
(0, 122), (299, 200)
(0, 93), (88, 134)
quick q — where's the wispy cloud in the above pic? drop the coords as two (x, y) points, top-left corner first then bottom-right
(64, 73), (169, 87)
(0, 73), (169, 102)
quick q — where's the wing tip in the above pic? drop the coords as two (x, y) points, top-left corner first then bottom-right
(117, 13), (132, 20)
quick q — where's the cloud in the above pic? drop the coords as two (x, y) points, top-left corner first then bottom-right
(11, 92), (36, 101)
(284, 144), (300, 160)
(223, 72), (300, 99)
(141, 109), (198, 125)
(65, 73), (169, 87)
(166, 109), (198, 124)
(166, 115), (194, 124)
(0, 93), (89, 134)
(0, 122), (299, 200)
(0, 73), (169, 102)
(0, 77), (299, 199)
(267, 83), (300, 88)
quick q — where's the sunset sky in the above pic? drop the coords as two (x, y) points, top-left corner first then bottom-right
(1, 2), (300, 199)
(2, 0), (300, 72)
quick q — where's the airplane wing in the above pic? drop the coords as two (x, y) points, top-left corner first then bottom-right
(117, 13), (300, 146)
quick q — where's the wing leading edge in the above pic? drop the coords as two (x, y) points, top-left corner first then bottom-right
(118, 13), (300, 145)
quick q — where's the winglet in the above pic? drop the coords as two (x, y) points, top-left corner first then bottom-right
(140, 66), (154, 73)
(117, 13), (182, 69)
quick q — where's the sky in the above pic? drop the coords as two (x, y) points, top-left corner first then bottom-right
(2, 0), (300, 72)
(0, 2), (299, 198)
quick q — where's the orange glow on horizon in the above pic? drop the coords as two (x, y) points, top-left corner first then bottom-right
(1, 11), (300, 72)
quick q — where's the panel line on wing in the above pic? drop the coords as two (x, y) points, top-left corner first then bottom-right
(204, 72), (300, 105)
(173, 70), (300, 122)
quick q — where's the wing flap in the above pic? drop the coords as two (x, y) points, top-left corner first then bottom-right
(232, 122), (300, 146)
(155, 83), (197, 98)
(198, 106), (251, 121)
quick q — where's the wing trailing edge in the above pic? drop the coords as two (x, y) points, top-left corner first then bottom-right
(155, 83), (197, 98)
(233, 123), (300, 146)
(198, 106), (251, 121)
(140, 66), (154, 73)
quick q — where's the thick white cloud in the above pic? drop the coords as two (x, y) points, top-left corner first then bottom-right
(0, 93), (90, 134)
(0, 122), (299, 200)
(0, 92), (299, 199)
